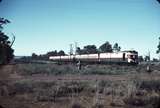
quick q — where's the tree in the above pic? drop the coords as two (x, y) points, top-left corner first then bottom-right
(0, 18), (10, 30)
(83, 45), (98, 54)
(99, 41), (113, 53)
(113, 43), (121, 52)
(156, 37), (160, 59)
(47, 50), (58, 56)
(153, 58), (158, 62)
(138, 56), (144, 62)
(76, 47), (82, 55)
(58, 50), (65, 56)
(0, 18), (14, 64)
(76, 45), (98, 54)
(157, 0), (160, 4)
(156, 37), (160, 54)
(31, 53), (38, 59)
(144, 56), (150, 62)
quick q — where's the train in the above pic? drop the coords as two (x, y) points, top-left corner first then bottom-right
(49, 50), (138, 64)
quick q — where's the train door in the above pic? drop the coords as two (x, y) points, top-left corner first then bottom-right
(123, 53), (125, 61)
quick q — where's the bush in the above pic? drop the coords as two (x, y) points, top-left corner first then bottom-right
(140, 80), (160, 91)
(124, 92), (160, 108)
(71, 103), (85, 108)
(92, 103), (104, 108)
(124, 96), (148, 106)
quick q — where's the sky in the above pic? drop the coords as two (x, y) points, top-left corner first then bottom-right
(0, 0), (160, 58)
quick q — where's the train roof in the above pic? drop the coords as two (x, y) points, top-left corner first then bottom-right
(122, 50), (138, 54)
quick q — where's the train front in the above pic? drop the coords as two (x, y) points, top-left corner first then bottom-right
(125, 51), (138, 64)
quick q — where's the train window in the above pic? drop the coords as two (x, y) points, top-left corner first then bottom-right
(130, 55), (133, 58)
(123, 53), (125, 61)
(129, 55), (138, 61)
(135, 55), (138, 59)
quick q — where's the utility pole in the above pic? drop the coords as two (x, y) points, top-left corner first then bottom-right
(148, 50), (150, 62)
(69, 44), (73, 55)
(75, 42), (78, 55)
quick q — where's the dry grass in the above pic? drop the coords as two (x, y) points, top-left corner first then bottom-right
(10, 63), (142, 76)
(0, 63), (160, 108)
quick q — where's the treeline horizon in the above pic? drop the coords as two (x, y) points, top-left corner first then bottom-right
(30, 41), (121, 60)
(28, 36), (160, 61)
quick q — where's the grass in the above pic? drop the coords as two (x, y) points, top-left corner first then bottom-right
(14, 63), (140, 76)
(1, 63), (160, 108)
(140, 80), (160, 91)
(1, 78), (160, 108)
(16, 64), (78, 75)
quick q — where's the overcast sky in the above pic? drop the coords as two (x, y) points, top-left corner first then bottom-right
(0, 0), (160, 58)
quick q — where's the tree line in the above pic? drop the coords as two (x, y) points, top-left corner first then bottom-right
(76, 42), (121, 55)
(30, 36), (160, 62)
(31, 50), (65, 60)
(31, 42), (121, 60)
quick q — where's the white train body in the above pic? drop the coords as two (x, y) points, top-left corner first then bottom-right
(49, 50), (138, 64)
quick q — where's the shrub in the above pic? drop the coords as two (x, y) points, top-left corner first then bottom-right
(140, 80), (160, 91)
(123, 96), (148, 106)
(92, 103), (104, 108)
(71, 103), (85, 108)
(124, 92), (160, 108)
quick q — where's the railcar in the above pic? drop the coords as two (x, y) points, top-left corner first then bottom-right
(49, 50), (138, 64)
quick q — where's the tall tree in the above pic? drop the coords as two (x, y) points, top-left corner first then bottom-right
(144, 55), (150, 62)
(47, 50), (58, 56)
(76, 45), (98, 54)
(0, 18), (14, 64)
(76, 47), (82, 55)
(156, 37), (160, 59)
(157, 0), (160, 4)
(31, 53), (38, 59)
(83, 45), (98, 54)
(58, 50), (65, 56)
(0, 18), (10, 30)
(113, 43), (121, 52)
(138, 56), (144, 62)
(99, 41), (113, 53)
